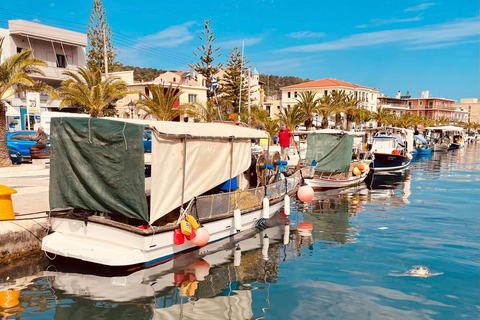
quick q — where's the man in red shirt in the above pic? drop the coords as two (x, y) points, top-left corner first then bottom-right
(278, 124), (292, 160)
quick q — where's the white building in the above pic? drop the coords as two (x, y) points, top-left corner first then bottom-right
(280, 78), (379, 112)
(0, 20), (87, 130)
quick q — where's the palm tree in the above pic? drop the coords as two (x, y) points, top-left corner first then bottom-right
(372, 106), (392, 127)
(185, 100), (220, 122)
(240, 104), (269, 128)
(53, 67), (130, 117)
(264, 118), (280, 145)
(330, 90), (348, 129)
(0, 37), (48, 167)
(136, 84), (184, 121)
(343, 95), (360, 130)
(279, 105), (305, 130)
(295, 91), (319, 130)
(353, 108), (372, 130)
(435, 116), (450, 126)
(317, 95), (336, 129)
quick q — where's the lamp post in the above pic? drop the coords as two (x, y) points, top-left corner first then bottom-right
(128, 100), (135, 119)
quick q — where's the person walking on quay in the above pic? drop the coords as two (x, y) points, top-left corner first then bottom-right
(278, 124), (292, 161)
(293, 125), (300, 155)
(29, 126), (48, 156)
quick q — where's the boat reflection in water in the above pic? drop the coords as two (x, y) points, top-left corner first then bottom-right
(38, 213), (290, 319)
(366, 169), (412, 206)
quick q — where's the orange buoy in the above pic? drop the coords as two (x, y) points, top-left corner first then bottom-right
(357, 163), (365, 171)
(298, 185), (314, 203)
(191, 226), (210, 246)
(392, 149), (400, 155)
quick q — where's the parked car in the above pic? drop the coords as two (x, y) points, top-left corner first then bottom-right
(9, 148), (23, 164)
(7, 131), (49, 158)
(143, 130), (152, 153)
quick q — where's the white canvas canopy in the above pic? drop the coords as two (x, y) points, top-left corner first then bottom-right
(112, 119), (268, 224)
(425, 126), (464, 132)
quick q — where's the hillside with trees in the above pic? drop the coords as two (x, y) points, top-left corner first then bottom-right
(119, 65), (168, 82)
(260, 74), (311, 96)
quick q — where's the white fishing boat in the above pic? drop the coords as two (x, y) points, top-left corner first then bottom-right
(426, 126), (465, 151)
(303, 131), (371, 189)
(367, 127), (414, 171)
(42, 117), (304, 269)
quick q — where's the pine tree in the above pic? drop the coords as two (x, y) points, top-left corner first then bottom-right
(218, 47), (249, 113)
(87, 0), (121, 73)
(191, 20), (222, 100)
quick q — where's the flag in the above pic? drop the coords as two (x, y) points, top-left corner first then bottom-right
(209, 76), (218, 93)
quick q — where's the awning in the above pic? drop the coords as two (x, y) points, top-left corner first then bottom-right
(414, 135), (428, 144)
(5, 102), (20, 117)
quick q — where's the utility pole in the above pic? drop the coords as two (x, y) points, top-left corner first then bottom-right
(247, 67), (251, 117)
(103, 26), (109, 77)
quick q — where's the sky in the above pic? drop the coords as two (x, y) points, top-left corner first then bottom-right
(0, 0), (478, 101)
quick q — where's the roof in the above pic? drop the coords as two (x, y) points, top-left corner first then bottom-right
(281, 78), (379, 91)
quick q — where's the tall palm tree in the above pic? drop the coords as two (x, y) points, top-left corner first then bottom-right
(279, 105), (305, 130)
(343, 95), (360, 130)
(317, 94), (336, 129)
(353, 108), (372, 130)
(264, 118), (280, 145)
(330, 90), (348, 129)
(373, 106), (392, 127)
(240, 104), (269, 128)
(52, 67), (130, 117)
(185, 100), (220, 122)
(295, 91), (319, 130)
(136, 84), (184, 121)
(435, 116), (450, 126)
(0, 37), (48, 167)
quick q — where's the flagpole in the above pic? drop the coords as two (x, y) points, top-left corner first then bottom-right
(238, 41), (244, 115)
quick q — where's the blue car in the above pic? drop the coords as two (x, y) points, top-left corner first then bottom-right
(9, 148), (23, 164)
(143, 130), (152, 152)
(7, 131), (49, 158)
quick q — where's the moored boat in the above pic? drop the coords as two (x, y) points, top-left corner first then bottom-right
(414, 135), (432, 155)
(42, 118), (305, 269)
(367, 127), (414, 171)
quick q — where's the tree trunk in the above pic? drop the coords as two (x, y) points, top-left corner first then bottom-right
(346, 114), (353, 131)
(322, 118), (328, 129)
(0, 103), (13, 167)
(335, 113), (342, 129)
(305, 117), (313, 131)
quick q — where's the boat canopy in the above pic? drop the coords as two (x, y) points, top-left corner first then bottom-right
(425, 126), (464, 132)
(49, 117), (149, 221)
(414, 135), (428, 144)
(305, 133), (353, 172)
(49, 117), (267, 224)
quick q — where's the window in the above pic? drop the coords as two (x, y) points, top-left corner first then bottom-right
(408, 101), (413, 108)
(266, 106), (271, 114)
(428, 101), (433, 108)
(188, 94), (197, 104)
(287, 104), (291, 110)
(56, 54), (66, 68)
(10, 133), (32, 141)
(428, 111), (433, 118)
(419, 101), (423, 106)
(173, 77), (176, 82)
(419, 111), (422, 116)
(145, 87), (150, 96)
(17, 47), (24, 54)
(294, 91), (297, 98)
(287, 92), (291, 98)
(277, 105), (281, 110)
(324, 90), (328, 96)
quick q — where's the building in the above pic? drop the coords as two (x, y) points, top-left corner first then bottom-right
(280, 78), (379, 112)
(0, 20), (87, 130)
(454, 98), (479, 123)
(453, 107), (469, 123)
(112, 70), (207, 120)
(263, 93), (282, 119)
(377, 91), (410, 114)
(406, 91), (455, 119)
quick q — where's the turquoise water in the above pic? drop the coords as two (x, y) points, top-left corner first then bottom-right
(1, 145), (479, 319)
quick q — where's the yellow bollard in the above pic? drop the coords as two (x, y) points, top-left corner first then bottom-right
(0, 185), (17, 220)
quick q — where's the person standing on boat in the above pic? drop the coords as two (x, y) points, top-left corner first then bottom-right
(279, 124), (292, 161)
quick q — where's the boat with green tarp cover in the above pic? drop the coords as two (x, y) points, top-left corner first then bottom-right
(42, 117), (305, 269)
(304, 132), (371, 189)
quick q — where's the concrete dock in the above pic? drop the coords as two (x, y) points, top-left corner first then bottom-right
(0, 164), (50, 263)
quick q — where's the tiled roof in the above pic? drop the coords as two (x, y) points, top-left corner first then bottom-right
(281, 78), (379, 91)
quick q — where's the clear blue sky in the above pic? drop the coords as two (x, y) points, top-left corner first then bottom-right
(0, 0), (478, 101)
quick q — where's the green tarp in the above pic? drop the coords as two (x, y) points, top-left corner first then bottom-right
(305, 133), (353, 173)
(49, 118), (149, 221)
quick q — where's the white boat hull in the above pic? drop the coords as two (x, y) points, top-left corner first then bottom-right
(42, 201), (285, 268)
(432, 144), (449, 152)
(307, 171), (369, 189)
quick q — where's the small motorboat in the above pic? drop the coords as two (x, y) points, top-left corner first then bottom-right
(414, 135), (432, 155)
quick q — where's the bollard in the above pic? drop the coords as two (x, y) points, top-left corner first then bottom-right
(0, 185), (17, 220)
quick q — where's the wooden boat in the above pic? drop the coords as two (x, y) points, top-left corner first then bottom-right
(42, 118), (304, 269)
(303, 131), (371, 189)
(367, 127), (414, 172)
(426, 126), (465, 151)
(414, 135), (432, 155)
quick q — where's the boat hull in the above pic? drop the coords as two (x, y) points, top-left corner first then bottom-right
(307, 171), (369, 189)
(373, 153), (411, 171)
(415, 147), (432, 155)
(42, 201), (285, 268)
(432, 144), (449, 152)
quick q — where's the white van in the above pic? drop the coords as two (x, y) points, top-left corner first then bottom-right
(35, 111), (90, 135)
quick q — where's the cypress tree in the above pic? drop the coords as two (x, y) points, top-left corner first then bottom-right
(87, 0), (121, 73)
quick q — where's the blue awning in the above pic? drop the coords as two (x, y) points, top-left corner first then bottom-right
(414, 135), (428, 144)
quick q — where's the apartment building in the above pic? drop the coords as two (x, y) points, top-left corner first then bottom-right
(454, 98), (479, 123)
(0, 19), (87, 130)
(407, 91), (455, 119)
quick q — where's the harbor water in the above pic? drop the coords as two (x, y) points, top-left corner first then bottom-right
(1, 145), (479, 319)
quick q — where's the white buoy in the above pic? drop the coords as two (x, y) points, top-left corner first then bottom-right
(284, 194), (291, 216)
(283, 224), (290, 245)
(234, 209), (242, 232)
(262, 234), (269, 260)
(262, 197), (270, 219)
(234, 246), (242, 267)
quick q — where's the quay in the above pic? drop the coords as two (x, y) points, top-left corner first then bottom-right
(0, 165), (50, 263)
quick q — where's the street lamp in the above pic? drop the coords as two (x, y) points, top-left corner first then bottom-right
(128, 100), (135, 119)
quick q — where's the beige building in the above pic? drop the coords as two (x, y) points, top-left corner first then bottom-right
(0, 19), (87, 130)
(112, 70), (207, 120)
(280, 78), (379, 112)
(454, 98), (479, 123)
(264, 93), (282, 119)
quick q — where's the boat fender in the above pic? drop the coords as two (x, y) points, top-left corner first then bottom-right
(353, 167), (361, 176)
(392, 149), (400, 155)
(185, 228), (196, 240)
(186, 214), (199, 230)
(180, 220), (193, 236)
(283, 223), (290, 245)
(234, 246), (242, 267)
(262, 197), (270, 219)
(298, 184), (314, 203)
(234, 209), (242, 232)
(284, 194), (291, 216)
(407, 153), (413, 160)
(262, 234), (269, 261)
(357, 163), (365, 172)
(191, 226), (210, 246)
(174, 272), (185, 286)
(173, 229), (185, 245)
